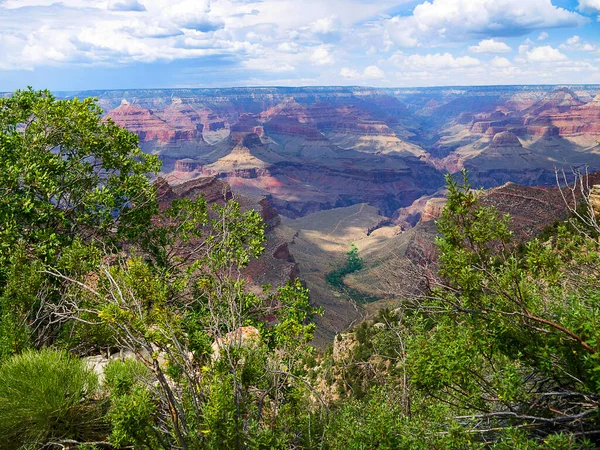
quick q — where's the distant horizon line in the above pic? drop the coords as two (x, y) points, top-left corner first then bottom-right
(3, 83), (600, 96)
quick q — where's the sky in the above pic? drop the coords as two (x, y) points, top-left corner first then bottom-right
(0, 0), (599, 91)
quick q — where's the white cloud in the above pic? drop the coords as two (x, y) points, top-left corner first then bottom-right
(491, 56), (511, 68)
(166, 0), (223, 32)
(277, 42), (301, 53)
(108, 0), (146, 12)
(0, 33), (32, 70)
(469, 39), (511, 54)
(310, 46), (334, 65)
(560, 35), (598, 52)
(364, 65), (384, 78)
(340, 67), (360, 79)
(0, 0), (598, 88)
(384, 0), (586, 48)
(391, 52), (480, 70)
(578, 0), (600, 12)
(524, 45), (567, 62)
(244, 58), (295, 73)
(308, 15), (341, 35)
(340, 65), (385, 80)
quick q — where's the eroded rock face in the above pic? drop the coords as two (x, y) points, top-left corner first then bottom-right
(421, 198), (448, 222)
(258, 197), (281, 229)
(478, 182), (571, 240)
(154, 176), (298, 291)
(95, 85), (600, 220)
(108, 101), (199, 142)
(333, 332), (358, 363)
(172, 176), (232, 204)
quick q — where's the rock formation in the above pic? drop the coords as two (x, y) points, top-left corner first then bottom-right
(90, 85), (600, 220)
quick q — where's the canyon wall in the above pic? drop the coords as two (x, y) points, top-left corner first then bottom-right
(76, 85), (600, 219)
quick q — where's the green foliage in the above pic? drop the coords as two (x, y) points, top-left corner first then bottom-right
(325, 244), (363, 288)
(0, 88), (327, 448)
(10, 87), (600, 448)
(319, 170), (600, 448)
(406, 170), (600, 443)
(0, 88), (160, 359)
(104, 358), (150, 396)
(324, 388), (404, 449)
(0, 348), (105, 449)
(0, 88), (160, 265)
(108, 385), (157, 448)
(324, 387), (481, 450)
(104, 359), (157, 448)
(325, 244), (379, 303)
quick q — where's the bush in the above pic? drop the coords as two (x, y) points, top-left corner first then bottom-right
(105, 359), (157, 448)
(104, 358), (150, 397)
(0, 348), (105, 449)
(108, 385), (157, 448)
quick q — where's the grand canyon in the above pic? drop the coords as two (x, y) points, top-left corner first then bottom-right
(67, 84), (600, 341)
(82, 85), (600, 217)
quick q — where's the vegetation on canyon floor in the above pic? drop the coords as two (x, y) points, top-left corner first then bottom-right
(0, 89), (599, 449)
(325, 244), (380, 304)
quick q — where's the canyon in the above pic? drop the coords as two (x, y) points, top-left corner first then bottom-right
(79, 85), (600, 220)
(64, 85), (600, 341)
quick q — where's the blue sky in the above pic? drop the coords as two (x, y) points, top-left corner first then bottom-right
(0, 0), (599, 91)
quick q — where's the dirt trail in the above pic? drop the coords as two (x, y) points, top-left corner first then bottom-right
(326, 203), (366, 238)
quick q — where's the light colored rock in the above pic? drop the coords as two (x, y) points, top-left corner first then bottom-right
(84, 349), (138, 384)
(332, 332), (358, 363)
(421, 197), (448, 222)
(211, 326), (261, 360)
(85, 355), (110, 384)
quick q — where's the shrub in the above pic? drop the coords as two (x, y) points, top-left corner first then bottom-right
(108, 385), (157, 448)
(0, 348), (105, 449)
(105, 359), (157, 448)
(104, 358), (150, 397)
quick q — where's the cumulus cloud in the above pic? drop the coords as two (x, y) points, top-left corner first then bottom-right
(384, 0), (586, 48)
(560, 35), (598, 52)
(340, 67), (360, 79)
(578, 0), (600, 12)
(491, 56), (511, 68)
(167, 0), (223, 32)
(469, 39), (511, 54)
(364, 65), (384, 78)
(524, 45), (567, 62)
(390, 51), (480, 70)
(277, 42), (301, 53)
(310, 46), (334, 65)
(0, 33), (32, 70)
(0, 0), (599, 88)
(340, 65), (385, 80)
(244, 58), (295, 73)
(308, 15), (341, 35)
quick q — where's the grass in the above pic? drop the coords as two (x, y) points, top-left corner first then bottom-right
(0, 348), (106, 449)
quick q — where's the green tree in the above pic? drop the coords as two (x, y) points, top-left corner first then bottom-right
(320, 171), (600, 448)
(0, 87), (159, 264)
(0, 88), (160, 357)
(408, 170), (600, 444)
(51, 194), (322, 449)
